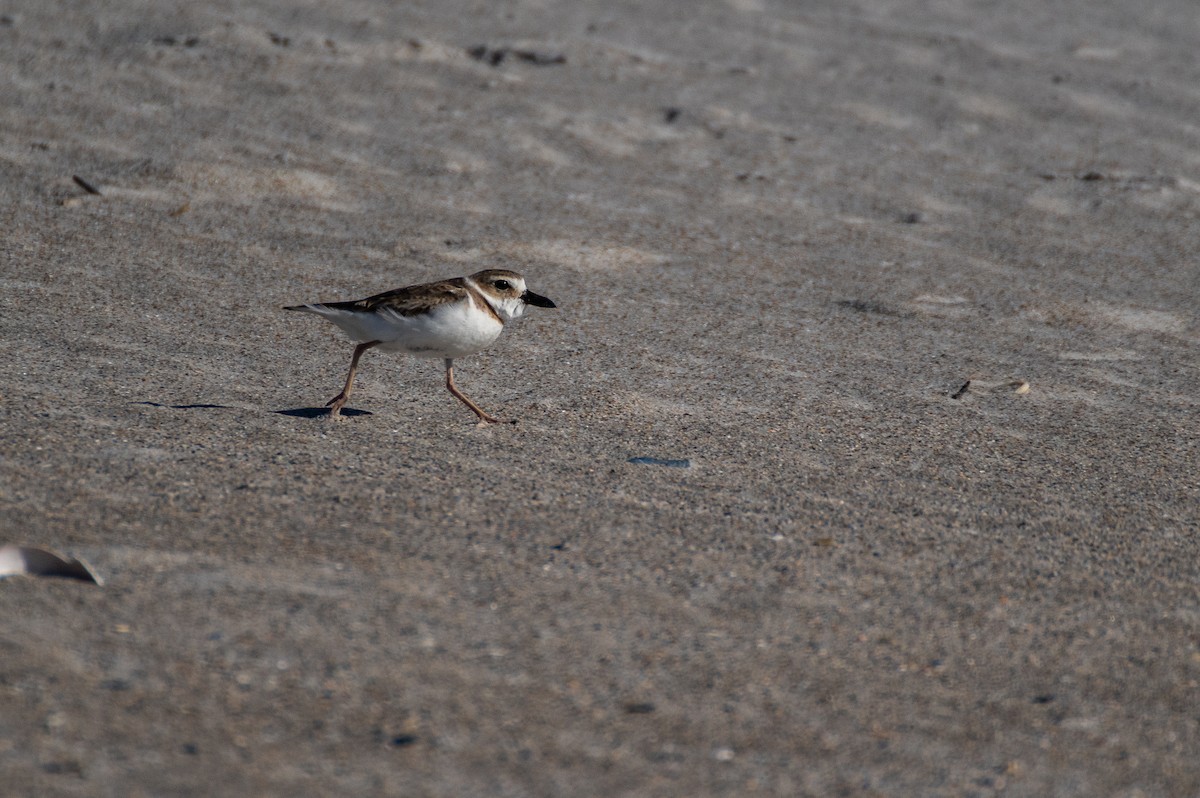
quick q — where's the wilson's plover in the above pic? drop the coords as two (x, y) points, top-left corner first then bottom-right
(285, 269), (556, 423)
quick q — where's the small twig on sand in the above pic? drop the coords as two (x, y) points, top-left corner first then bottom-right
(72, 175), (102, 195)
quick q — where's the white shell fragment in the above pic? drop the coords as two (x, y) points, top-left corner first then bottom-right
(0, 545), (103, 585)
(950, 378), (1031, 398)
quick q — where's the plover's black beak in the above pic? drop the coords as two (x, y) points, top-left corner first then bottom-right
(522, 290), (556, 308)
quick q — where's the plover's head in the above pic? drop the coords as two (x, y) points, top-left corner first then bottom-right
(470, 269), (556, 321)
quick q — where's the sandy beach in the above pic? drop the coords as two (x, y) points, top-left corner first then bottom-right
(2, 1), (1198, 794)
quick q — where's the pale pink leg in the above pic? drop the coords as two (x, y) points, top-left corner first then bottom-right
(444, 358), (512, 424)
(326, 341), (380, 417)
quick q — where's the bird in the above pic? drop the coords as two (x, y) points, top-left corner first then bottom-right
(285, 269), (556, 423)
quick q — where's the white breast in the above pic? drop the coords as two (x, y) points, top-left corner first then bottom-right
(297, 294), (506, 358)
(378, 299), (504, 357)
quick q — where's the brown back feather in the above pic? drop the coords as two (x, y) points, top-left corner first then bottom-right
(323, 278), (471, 317)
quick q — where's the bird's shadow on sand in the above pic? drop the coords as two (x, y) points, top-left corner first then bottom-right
(273, 407), (373, 418)
(132, 401), (372, 418)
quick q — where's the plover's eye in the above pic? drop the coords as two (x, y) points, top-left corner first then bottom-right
(493, 279), (512, 291)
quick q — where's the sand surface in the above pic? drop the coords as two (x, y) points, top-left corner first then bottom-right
(2, 1), (1198, 795)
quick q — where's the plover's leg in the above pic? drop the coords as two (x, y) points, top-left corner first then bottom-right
(444, 358), (512, 425)
(326, 341), (380, 417)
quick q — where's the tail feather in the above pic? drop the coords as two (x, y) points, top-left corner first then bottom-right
(283, 302), (391, 343)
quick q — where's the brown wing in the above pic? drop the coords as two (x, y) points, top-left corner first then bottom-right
(323, 278), (469, 317)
